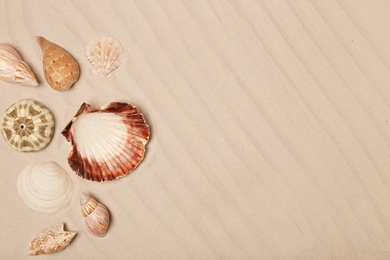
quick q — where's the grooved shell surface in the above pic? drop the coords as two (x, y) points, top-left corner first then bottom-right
(36, 36), (80, 91)
(17, 161), (74, 214)
(1, 99), (55, 152)
(0, 44), (38, 86)
(62, 102), (150, 182)
(86, 37), (124, 77)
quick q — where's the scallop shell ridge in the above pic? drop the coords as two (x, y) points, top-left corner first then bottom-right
(1, 99), (55, 152)
(86, 37), (124, 77)
(62, 102), (150, 182)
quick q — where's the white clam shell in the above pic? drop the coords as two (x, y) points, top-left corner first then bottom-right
(62, 102), (150, 182)
(0, 44), (38, 86)
(86, 37), (124, 77)
(29, 222), (77, 255)
(17, 161), (74, 214)
(80, 193), (110, 237)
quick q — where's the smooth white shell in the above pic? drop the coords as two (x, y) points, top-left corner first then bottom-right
(0, 44), (38, 86)
(86, 37), (124, 77)
(17, 161), (74, 214)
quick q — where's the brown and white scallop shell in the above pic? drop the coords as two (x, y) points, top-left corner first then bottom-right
(86, 37), (124, 77)
(1, 99), (55, 152)
(61, 102), (150, 182)
(80, 193), (110, 237)
(0, 44), (38, 86)
(29, 222), (77, 255)
(36, 36), (80, 91)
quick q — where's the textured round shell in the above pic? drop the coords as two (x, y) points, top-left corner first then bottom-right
(1, 99), (55, 152)
(62, 102), (150, 182)
(36, 36), (80, 91)
(0, 44), (38, 86)
(17, 161), (74, 214)
(86, 37), (124, 77)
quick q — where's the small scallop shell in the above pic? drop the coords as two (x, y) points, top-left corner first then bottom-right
(80, 193), (110, 237)
(17, 161), (74, 214)
(62, 102), (150, 182)
(86, 37), (124, 77)
(0, 44), (38, 86)
(1, 99), (55, 152)
(29, 222), (77, 255)
(36, 36), (80, 91)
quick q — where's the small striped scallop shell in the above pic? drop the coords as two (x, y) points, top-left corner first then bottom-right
(1, 99), (55, 152)
(62, 102), (150, 182)
(86, 37), (124, 77)
(0, 44), (38, 86)
(36, 36), (80, 91)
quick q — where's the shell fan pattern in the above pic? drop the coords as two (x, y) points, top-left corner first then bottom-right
(1, 99), (55, 152)
(62, 102), (150, 182)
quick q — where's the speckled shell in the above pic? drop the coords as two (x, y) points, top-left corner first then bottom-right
(0, 44), (38, 86)
(1, 99), (55, 152)
(29, 222), (76, 255)
(80, 193), (110, 237)
(36, 36), (80, 91)
(86, 37), (124, 77)
(62, 102), (150, 182)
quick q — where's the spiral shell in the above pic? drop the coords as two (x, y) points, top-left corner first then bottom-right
(17, 161), (74, 214)
(86, 37), (124, 77)
(62, 102), (150, 182)
(1, 99), (55, 152)
(80, 193), (110, 237)
(36, 36), (80, 91)
(0, 44), (38, 86)
(29, 222), (77, 255)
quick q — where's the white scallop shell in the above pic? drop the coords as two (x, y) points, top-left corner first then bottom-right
(80, 193), (110, 237)
(17, 161), (74, 214)
(0, 44), (38, 86)
(1, 99), (55, 152)
(62, 102), (150, 182)
(29, 222), (77, 255)
(86, 37), (124, 77)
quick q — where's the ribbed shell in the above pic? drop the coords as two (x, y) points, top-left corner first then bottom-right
(0, 44), (38, 86)
(29, 222), (77, 255)
(62, 102), (150, 182)
(86, 37), (124, 77)
(80, 194), (110, 237)
(36, 36), (80, 91)
(1, 99), (55, 152)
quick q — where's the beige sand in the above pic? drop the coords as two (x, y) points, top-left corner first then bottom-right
(1, 0), (390, 259)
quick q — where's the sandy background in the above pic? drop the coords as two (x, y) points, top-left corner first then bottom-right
(1, 0), (390, 259)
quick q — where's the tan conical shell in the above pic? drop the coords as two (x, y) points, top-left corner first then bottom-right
(36, 36), (79, 91)
(0, 44), (38, 86)
(80, 193), (110, 237)
(28, 222), (77, 255)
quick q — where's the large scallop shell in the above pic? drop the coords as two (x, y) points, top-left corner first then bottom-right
(80, 193), (110, 237)
(1, 99), (55, 152)
(61, 102), (150, 182)
(29, 222), (76, 255)
(86, 37), (124, 77)
(36, 36), (80, 91)
(17, 161), (74, 214)
(0, 44), (38, 86)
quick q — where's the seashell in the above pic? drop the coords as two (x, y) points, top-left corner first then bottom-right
(86, 37), (124, 77)
(0, 44), (38, 86)
(17, 161), (74, 214)
(36, 36), (80, 91)
(1, 99), (55, 152)
(80, 193), (110, 237)
(29, 222), (76, 255)
(62, 102), (150, 182)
